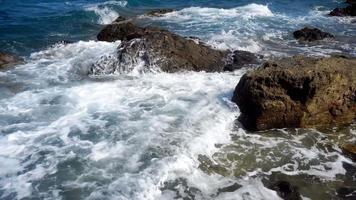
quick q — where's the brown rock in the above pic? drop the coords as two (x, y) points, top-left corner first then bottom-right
(0, 52), (23, 69)
(232, 56), (356, 131)
(96, 21), (260, 73)
(342, 143), (356, 161)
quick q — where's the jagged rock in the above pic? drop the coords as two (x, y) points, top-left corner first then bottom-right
(269, 181), (302, 200)
(342, 143), (356, 161)
(293, 27), (334, 42)
(232, 56), (356, 131)
(0, 52), (23, 69)
(329, 3), (356, 16)
(146, 9), (174, 17)
(97, 21), (260, 73)
(224, 50), (263, 71)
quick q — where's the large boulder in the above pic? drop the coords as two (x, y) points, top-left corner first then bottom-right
(293, 27), (334, 42)
(0, 52), (23, 69)
(232, 56), (356, 131)
(329, 3), (356, 16)
(96, 21), (261, 73)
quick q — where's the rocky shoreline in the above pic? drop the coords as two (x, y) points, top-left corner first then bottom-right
(1, 5), (355, 200)
(94, 9), (356, 199)
(95, 9), (355, 131)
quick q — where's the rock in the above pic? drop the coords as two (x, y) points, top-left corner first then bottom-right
(293, 27), (334, 42)
(346, 0), (356, 5)
(329, 4), (356, 16)
(224, 50), (263, 71)
(342, 143), (356, 161)
(146, 9), (174, 17)
(269, 181), (302, 200)
(337, 187), (356, 200)
(113, 16), (127, 23)
(0, 52), (23, 69)
(232, 56), (356, 131)
(97, 21), (261, 73)
(97, 21), (145, 42)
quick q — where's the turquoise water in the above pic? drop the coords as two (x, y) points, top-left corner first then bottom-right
(0, 1), (355, 200)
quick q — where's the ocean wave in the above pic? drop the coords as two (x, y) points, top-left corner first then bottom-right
(12, 41), (121, 85)
(85, 0), (127, 24)
(153, 3), (274, 21)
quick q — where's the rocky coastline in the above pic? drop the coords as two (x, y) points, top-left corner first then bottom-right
(94, 8), (356, 199)
(1, 5), (355, 200)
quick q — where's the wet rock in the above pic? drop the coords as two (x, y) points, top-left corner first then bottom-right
(346, 0), (356, 5)
(342, 143), (356, 161)
(113, 16), (127, 23)
(0, 52), (23, 69)
(97, 21), (261, 73)
(337, 187), (356, 200)
(97, 21), (145, 42)
(269, 181), (302, 200)
(232, 56), (356, 131)
(224, 50), (263, 71)
(146, 9), (174, 17)
(329, 4), (356, 16)
(293, 27), (334, 42)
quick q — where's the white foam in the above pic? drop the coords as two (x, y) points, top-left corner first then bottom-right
(1, 37), (355, 200)
(85, 1), (127, 24)
(17, 40), (120, 84)
(157, 4), (274, 22)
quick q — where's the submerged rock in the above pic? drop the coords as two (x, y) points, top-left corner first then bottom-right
(0, 52), (23, 69)
(97, 21), (260, 73)
(232, 56), (356, 131)
(269, 181), (302, 200)
(146, 9), (174, 17)
(293, 27), (334, 42)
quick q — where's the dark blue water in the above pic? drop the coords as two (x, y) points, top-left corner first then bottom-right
(0, 0), (354, 55)
(0, 1), (355, 200)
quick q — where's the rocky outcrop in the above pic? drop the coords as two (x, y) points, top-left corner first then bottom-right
(97, 21), (261, 73)
(0, 52), (23, 69)
(329, 1), (356, 16)
(232, 56), (356, 131)
(293, 27), (334, 42)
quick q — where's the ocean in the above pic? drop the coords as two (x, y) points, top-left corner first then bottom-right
(0, 0), (355, 199)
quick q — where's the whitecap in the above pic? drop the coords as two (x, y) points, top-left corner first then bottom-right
(85, 1), (127, 24)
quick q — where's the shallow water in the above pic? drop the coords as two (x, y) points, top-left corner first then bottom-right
(0, 0), (355, 199)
